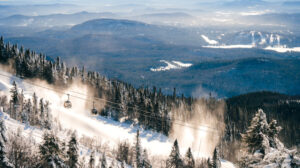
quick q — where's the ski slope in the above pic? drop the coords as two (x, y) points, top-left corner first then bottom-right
(0, 70), (235, 168)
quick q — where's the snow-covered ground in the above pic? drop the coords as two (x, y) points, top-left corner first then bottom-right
(264, 46), (300, 53)
(150, 60), (192, 72)
(202, 31), (300, 53)
(0, 111), (130, 167)
(0, 70), (235, 168)
(203, 44), (253, 49)
(201, 35), (219, 45)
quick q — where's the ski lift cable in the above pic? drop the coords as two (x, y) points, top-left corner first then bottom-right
(0, 73), (221, 134)
(0, 73), (223, 134)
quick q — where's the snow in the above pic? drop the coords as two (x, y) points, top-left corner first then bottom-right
(203, 45), (253, 49)
(0, 112), (131, 167)
(221, 159), (236, 168)
(150, 60), (192, 72)
(0, 70), (236, 168)
(264, 46), (300, 53)
(201, 35), (218, 45)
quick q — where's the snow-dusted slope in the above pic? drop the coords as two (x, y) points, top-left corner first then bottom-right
(150, 60), (192, 72)
(0, 70), (172, 156)
(0, 70), (235, 168)
(201, 35), (219, 45)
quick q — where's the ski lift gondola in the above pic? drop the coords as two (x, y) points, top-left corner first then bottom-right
(64, 94), (72, 108)
(91, 101), (98, 115)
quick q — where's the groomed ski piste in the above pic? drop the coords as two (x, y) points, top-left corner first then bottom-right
(0, 69), (235, 168)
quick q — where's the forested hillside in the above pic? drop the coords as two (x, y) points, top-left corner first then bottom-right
(0, 36), (299, 164)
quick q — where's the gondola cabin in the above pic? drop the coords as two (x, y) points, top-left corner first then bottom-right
(64, 94), (72, 109)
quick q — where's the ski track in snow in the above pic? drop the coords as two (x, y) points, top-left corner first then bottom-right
(0, 71), (173, 157)
(202, 31), (300, 53)
(203, 45), (254, 49)
(201, 35), (218, 45)
(150, 60), (192, 72)
(0, 70), (235, 168)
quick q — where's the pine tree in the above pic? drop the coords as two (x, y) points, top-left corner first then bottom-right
(67, 132), (79, 168)
(184, 147), (195, 168)
(39, 98), (45, 126)
(10, 81), (19, 119)
(100, 153), (107, 168)
(0, 118), (12, 168)
(211, 147), (221, 168)
(43, 100), (52, 129)
(166, 139), (183, 168)
(241, 109), (270, 155)
(39, 131), (67, 168)
(89, 150), (95, 168)
(268, 119), (282, 149)
(134, 129), (142, 168)
(32, 93), (38, 125)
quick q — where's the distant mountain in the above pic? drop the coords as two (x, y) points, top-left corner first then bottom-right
(282, 1), (300, 6)
(69, 18), (206, 46)
(141, 12), (193, 19)
(0, 12), (117, 28)
(222, 0), (267, 7)
(71, 18), (151, 33)
(0, 4), (80, 18)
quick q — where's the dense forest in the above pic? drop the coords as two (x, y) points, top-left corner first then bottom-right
(0, 36), (299, 166)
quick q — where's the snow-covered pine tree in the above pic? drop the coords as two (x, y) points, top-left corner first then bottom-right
(184, 147), (195, 168)
(241, 109), (270, 155)
(134, 129), (142, 168)
(100, 153), (107, 168)
(211, 147), (221, 168)
(43, 100), (52, 129)
(89, 150), (95, 168)
(39, 98), (45, 126)
(10, 81), (19, 119)
(268, 119), (282, 149)
(21, 99), (32, 124)
(67, 132), (79, 168)
(39, 131), (67, 168)
(0, 118), (12, 168)
(166, 139), (183, 168)
(32, 92), (38, 125)
(142, 149), (151, 168)
(239, 109), (300, 167)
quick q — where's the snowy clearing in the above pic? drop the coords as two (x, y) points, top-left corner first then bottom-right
(201, 35), (219, 45)
(150, 60), (192, 72)
(203, 44), (253, 49)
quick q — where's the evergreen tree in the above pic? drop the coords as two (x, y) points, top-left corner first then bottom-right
(39, 98), (45, 126)
(39, 131), (67, 168)
(44, 101), (52, 129)
(211, 147), (221, 168)
(268, 119), (282, 149)
(10, 81), (19, 119)
(0, 118), (12, 168)
(134, 129), (142, 168)
(100, 153), (107, 168)
(67, 132), (79, 168)
(184, 147), (195, 168)
(166, 139), (183, 168)
(142, 149), (151, 168)
(241, 109), (270, 155)
(89, 150), (95, 168)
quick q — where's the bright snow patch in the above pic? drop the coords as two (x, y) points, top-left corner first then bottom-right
(201, 35), (219, 45)
(264, 46), (300, 53)
(150, 60), (192, 72)
(203, 45), (253, 49)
